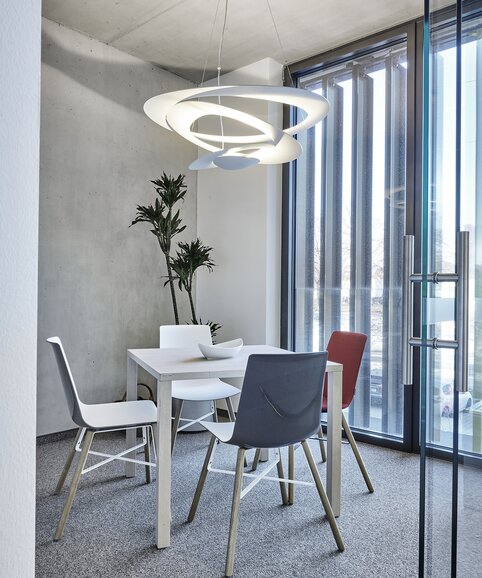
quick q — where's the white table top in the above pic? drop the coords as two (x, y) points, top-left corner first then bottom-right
(128, 344), (342, 381)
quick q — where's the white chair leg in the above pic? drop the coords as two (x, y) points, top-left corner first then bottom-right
(54, 429), (94, 541)
(225, 397), (236, 422)
(188, 434), (217, 522)
(276, 450), (288, 506)
(251, 448), (261, 472)
(288, 444), (295, 505)
(342, 413), (374, 493)
(318, 425), (327, 463)
(225, 447), (246, 578)
(301, 440), (344, 552)
(54, 427), (84, 495)
(225, 397), (247, 466)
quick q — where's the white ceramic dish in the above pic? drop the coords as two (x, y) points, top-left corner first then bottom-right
(198, 338), (243, 360)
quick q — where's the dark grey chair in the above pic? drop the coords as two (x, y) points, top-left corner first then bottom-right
(187, 352), (344, 578)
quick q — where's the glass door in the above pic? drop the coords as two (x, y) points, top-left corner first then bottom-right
(416, 0), (482, 574)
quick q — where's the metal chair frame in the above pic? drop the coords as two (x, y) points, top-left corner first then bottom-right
(47, 336), (158, 541)
(204, 441), (314, 499)
(71, 425), (157, 475)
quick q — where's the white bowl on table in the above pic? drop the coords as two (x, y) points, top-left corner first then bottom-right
(198, 338), (243, 360)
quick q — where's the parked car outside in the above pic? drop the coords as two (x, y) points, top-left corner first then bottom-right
(439, 383), (472, 418)
(370, 370), (383, 406)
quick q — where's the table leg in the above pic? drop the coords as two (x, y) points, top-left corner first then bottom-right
(126, 356), (138, 478)
(326, 370), (342, 517)
(156, 379), (172, 549)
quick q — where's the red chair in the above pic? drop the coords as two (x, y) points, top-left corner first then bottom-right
(319, 331), (374, 493)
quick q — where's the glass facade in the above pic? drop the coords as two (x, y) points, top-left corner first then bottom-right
(292, 40), (407, 438)
(425, 17), (482, 456)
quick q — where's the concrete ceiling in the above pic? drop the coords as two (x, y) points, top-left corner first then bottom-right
(43, 0), (424, 82)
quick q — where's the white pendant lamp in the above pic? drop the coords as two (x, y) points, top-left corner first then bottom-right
(144, 1), (329, 171)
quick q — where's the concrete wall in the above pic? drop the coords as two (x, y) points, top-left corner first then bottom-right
(38, 19), (198, 435)
(0, 1), (41, 574)
(196, 58), (283, 347)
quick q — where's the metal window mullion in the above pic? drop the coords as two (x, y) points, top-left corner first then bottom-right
(382, 58), (393, 435)
(322, 81), (344, 346)
(349, 68), (358, 336)
(294, 127), (316, 351)
(349, 67), (359, 427)
(304, 126), (316, 351)
(392, 61), (407, 436)
(383, 58), (407, 435)
(351, 67), (374, 429)
(318, 81), (328, 348)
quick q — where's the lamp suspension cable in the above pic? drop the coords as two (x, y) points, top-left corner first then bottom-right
(217, 0), (228, 85)
(143, 0), (330, 171)
(216, 0), (229, 147)
(199, 0), (222, 87)
(266, 0), (294, 87)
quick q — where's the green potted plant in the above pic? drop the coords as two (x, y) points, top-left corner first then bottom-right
(130, 173), (186, 324)
(170, 239), (221, 340)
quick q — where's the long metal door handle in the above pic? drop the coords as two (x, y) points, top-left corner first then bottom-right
(402, 235), (414, 385)
(455, 231), (469, 392)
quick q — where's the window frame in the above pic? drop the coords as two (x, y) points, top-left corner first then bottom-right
(281, 21), (420, 452)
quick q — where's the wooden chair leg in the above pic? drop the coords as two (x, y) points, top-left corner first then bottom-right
(144, 427), (152, 484)
(288, 444), (295, 505)
(171, 399), (184, 454)
(342, 413), (374, 493)
(54, 427), (83, 495)
(225, 397), (247, 466)
(188, 434), (217, 522)
(251, 448), (261, 472)
(225, 397), (236, 421)
(54, 429), (94, 541)
(276, 450), (288, 505)
(150, 425), (157, 460)
(318, 425), (327, 463)
(225, 448), (246, 578)
(301, 440), (344, 552)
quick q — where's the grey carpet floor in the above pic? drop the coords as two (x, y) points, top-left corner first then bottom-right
(36, 431), (422, 578)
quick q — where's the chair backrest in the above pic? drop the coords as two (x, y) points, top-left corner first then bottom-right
(46, 337), (88, 427)
(323, 331), (368, 408)
(229, 352), (328, 449)
(159, 324), (212, 348)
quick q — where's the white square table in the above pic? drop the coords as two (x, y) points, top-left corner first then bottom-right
(126, 344), (343, 549)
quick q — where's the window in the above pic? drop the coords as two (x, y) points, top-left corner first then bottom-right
(286, 35), (409, 440)
(426, 14), (482, 454)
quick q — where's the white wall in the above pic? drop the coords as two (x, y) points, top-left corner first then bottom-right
(196, 58), (283, 347)
(38, 19), (198, 435)
(0, 1), (41, 575)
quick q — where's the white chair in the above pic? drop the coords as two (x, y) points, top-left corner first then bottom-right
(159, 325), (240, 452)
(46, 337), (157, 541)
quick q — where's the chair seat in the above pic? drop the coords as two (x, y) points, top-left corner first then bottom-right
(172, 378), (239, 402)
(201, 420), (235, 443)
(80, 399), (157, 430)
